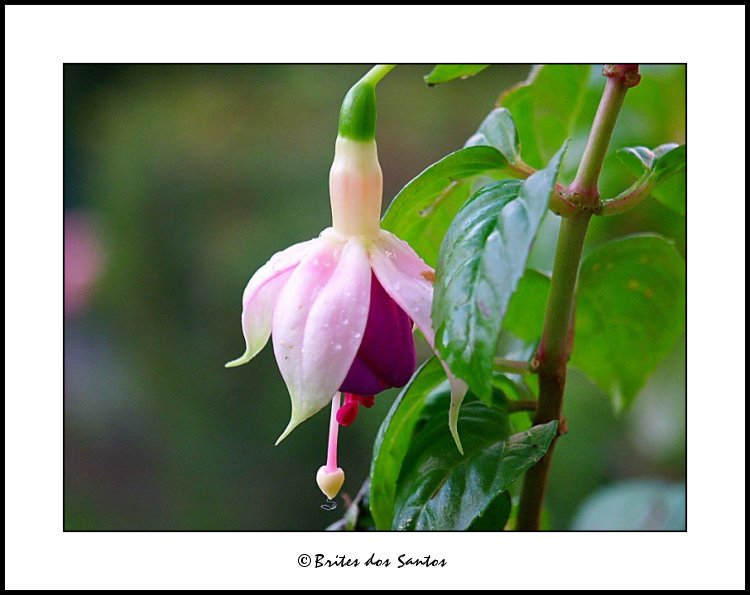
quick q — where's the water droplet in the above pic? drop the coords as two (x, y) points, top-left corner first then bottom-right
(334, 343), (342, 351)
(353, 332), (362, 339)
(342, 318), (349, 325)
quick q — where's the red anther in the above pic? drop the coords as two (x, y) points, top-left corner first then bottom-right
(336, 401), (359, 426)
(354, 394), (375, 408)
(336, 393), (361, 426)
(336, 393), (374, 425)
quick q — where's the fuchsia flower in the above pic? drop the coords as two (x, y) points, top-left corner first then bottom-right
(227, 66), (466, 499)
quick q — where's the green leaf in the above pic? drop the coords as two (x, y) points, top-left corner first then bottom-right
(499, 65), (591, 168)
(381, 146), (509, 267)
(465, 108), (521, 163)
(388, 181), (471, 269)
(433, 144), (566, 399)
(615, 144), (686, 215)
(617, 145), (656, 175)
(491, 371), (534, 401)
(381, 109), (522, 268)
(571, 234), (686, 410)
(653, 142), (680, 160)
(468, 492), (512, 531)
(652, 144), (686, 215)
(369, 358), (449, 530)
(571, 480), (685, 530)
(424, 64), (489, 85)
(392, 408), (557, 530)
(652, 173), (686, 216)
(503, 269), (551, 342)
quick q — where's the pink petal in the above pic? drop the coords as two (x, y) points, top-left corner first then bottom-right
(370, 230), (435, 345)
(273, 236), (371, 443)
(226, 238), (317, 368)
(371, 230), (468, 453)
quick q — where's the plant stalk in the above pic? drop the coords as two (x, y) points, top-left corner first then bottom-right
(493, 357), (533, 375)
(516, 66), (638, 530)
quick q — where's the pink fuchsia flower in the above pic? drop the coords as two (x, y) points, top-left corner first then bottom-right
(226, 66), (467, 499)
(64, 211), (104, 316)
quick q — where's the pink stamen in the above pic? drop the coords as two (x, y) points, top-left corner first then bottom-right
(326, 393), (342, 472)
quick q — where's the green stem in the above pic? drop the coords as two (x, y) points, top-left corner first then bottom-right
(598, 176), (653, 215)
(493, 357), (532, 375)
(548, 185), (578, 217)
(537, 212), (591, 369)
(361, 64), (396, 86)
(516, 66), (637, 531)
(510, 161), (578, 217)
(568, 76), (630, 201)
(506, 399), (538, 413)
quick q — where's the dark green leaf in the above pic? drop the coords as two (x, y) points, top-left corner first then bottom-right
(424, 64), (489, 85)
(433, 145), (566, 398)
(369, 358), (449, 530)
(389, 182), (470, 269)
(465, 108), (521, 163)
(381, 146), (509, 267)
(499, 65), (591, 168)
(572, 480), (685, 530)
(468, 492), (512, 531)
(392, 408), (557, 530)
(503, 269), (551, 342)
(571, 234), (686, 410)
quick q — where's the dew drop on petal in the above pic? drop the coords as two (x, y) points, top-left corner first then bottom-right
(334, 343), (342, 351)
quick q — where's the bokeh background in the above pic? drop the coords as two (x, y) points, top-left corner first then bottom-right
(64, 64), (685, 530)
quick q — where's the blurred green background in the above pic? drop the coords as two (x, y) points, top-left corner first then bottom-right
(64, 64), (685, 530)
